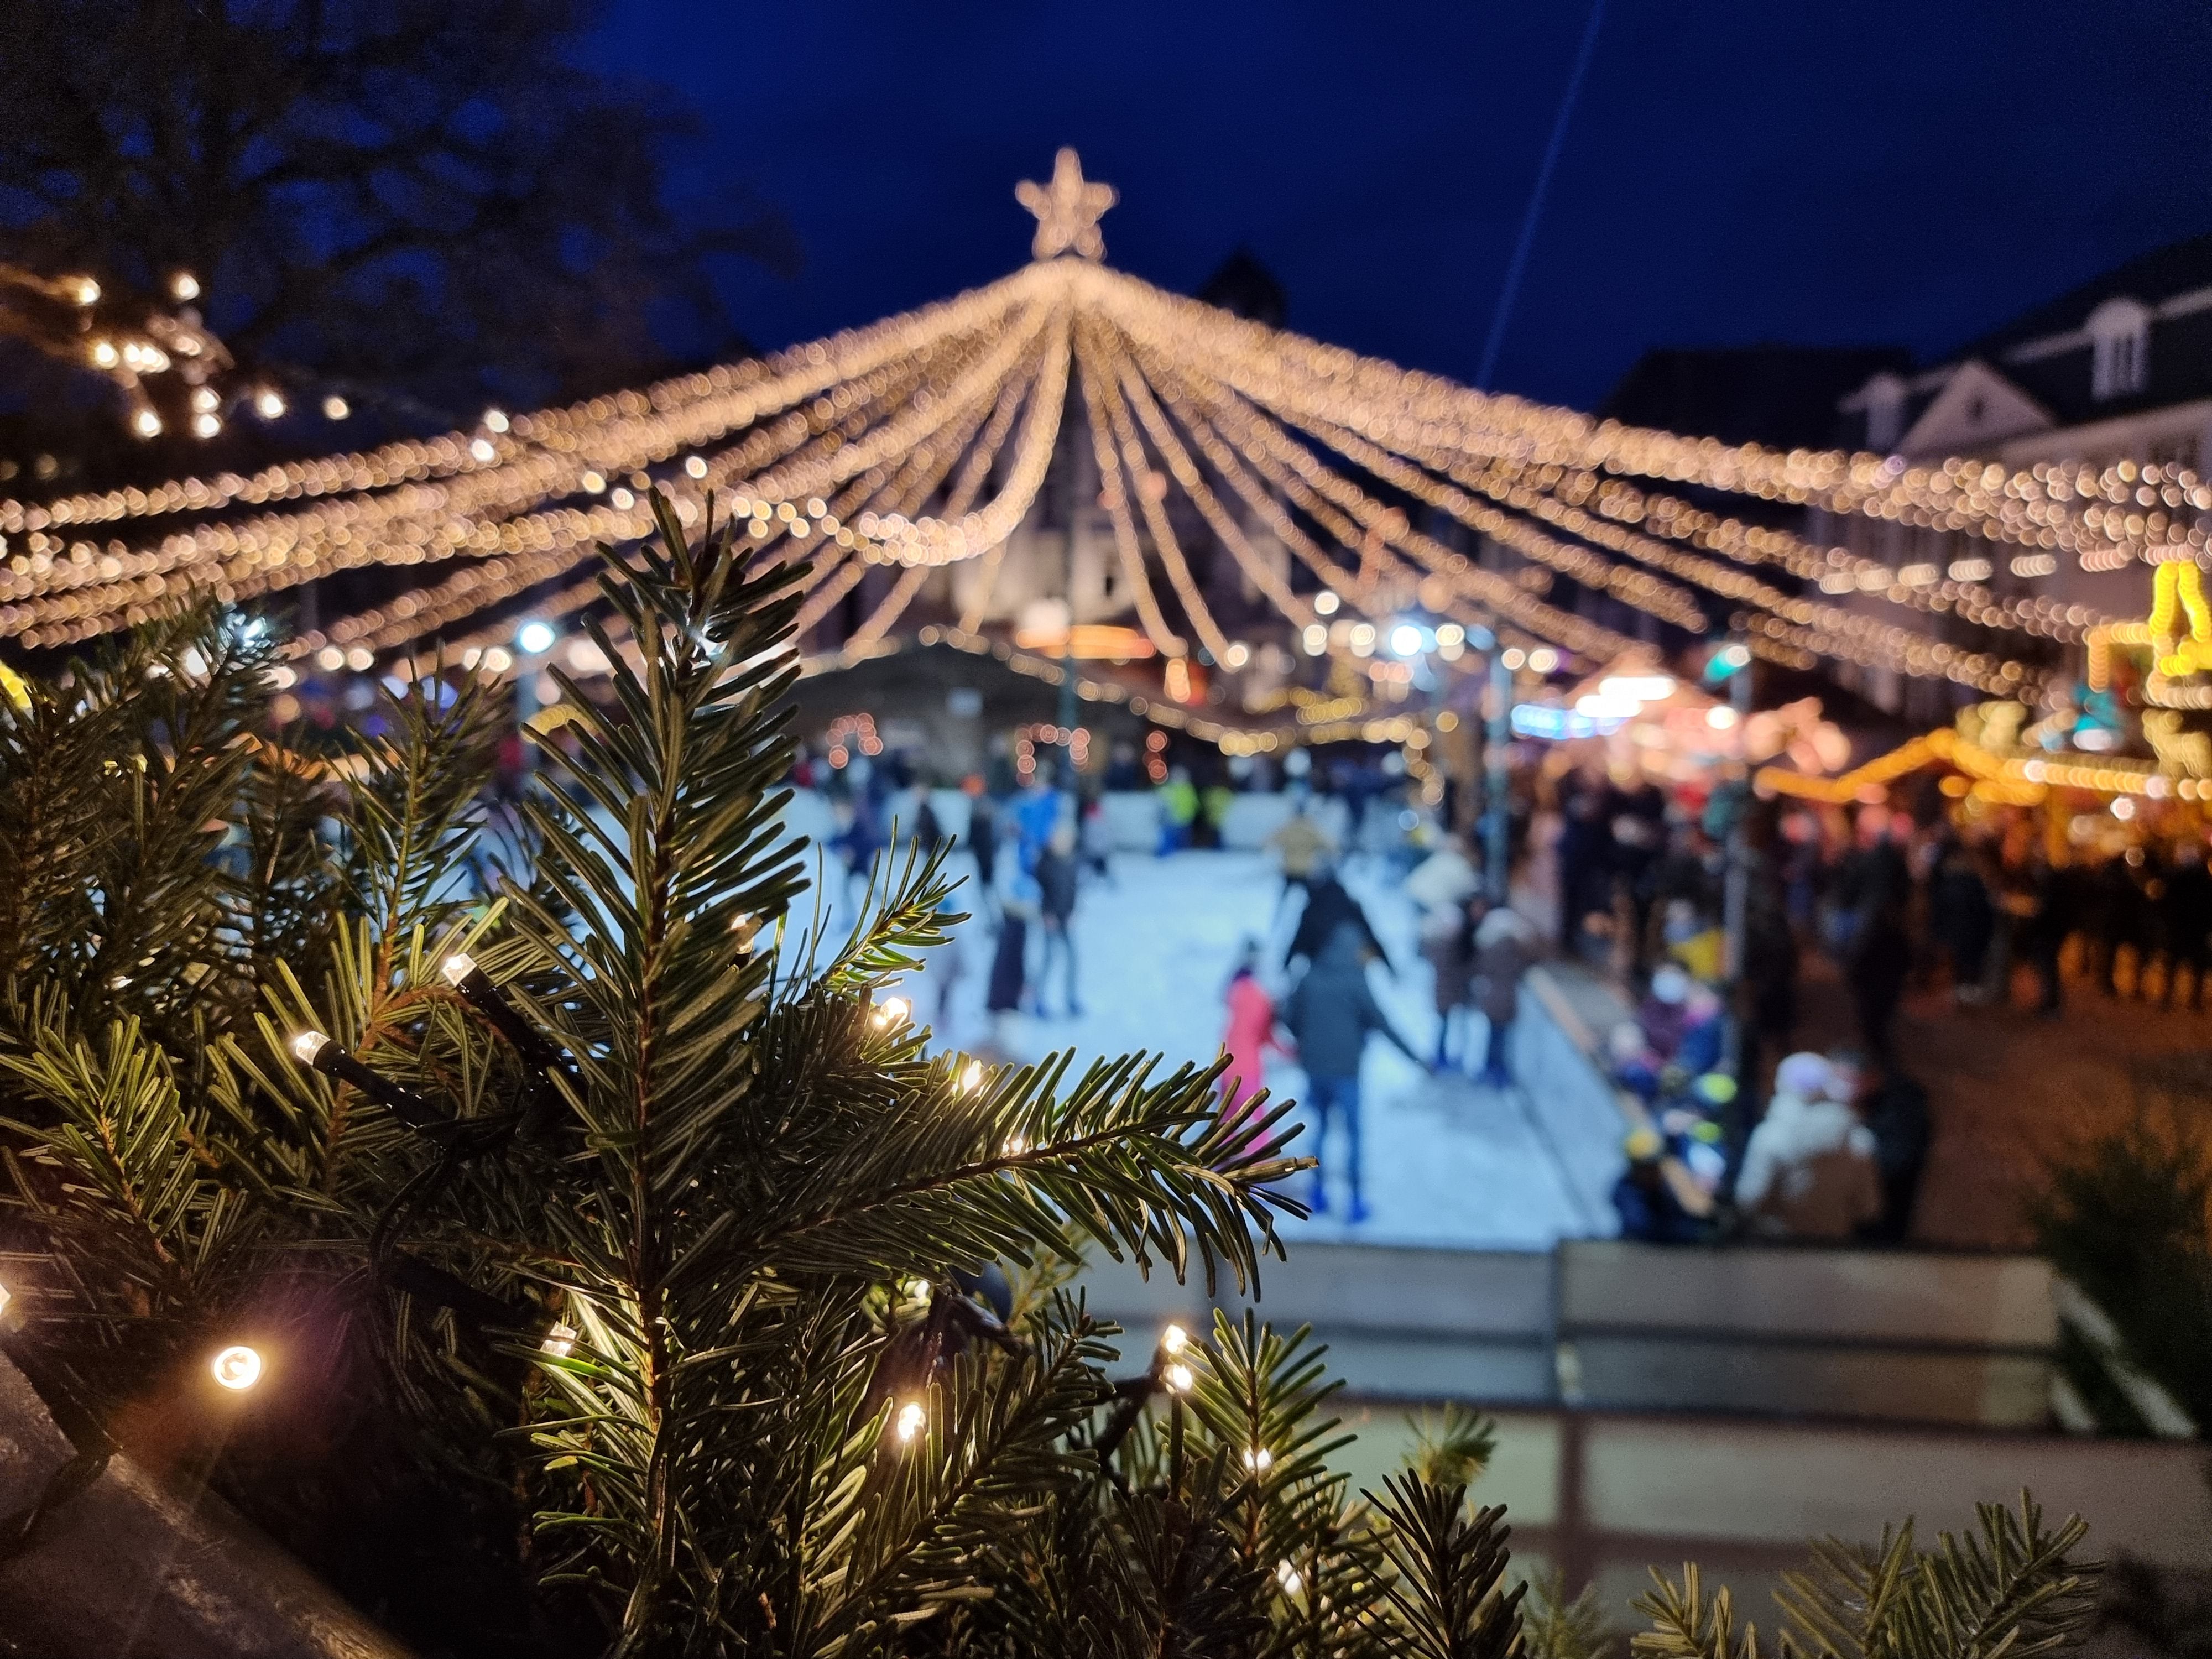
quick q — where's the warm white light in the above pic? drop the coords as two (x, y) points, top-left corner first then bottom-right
(515, 619), (557, 656)
(440, 953), (476, 986)
(482, 408), (510, 433)
(1313, 591), (1340, 615)
(469, 437), (496, 462)
(211, 1345), (263, 1390)
(960, 1059), (983, 1092)
(0, 1277), (11, 1318)
(2112, 797), (2137, 821)
(1159, 1323), (1188, 1356)
(1301, 624), (1327, 656)
(345, 646), (374, 672)
(131, 407), (163, 438)
(1601, 674), (1676, 700)
(872, 995), (910, 1029)
(191, 386), (219, 413)
(1575, 692), (1641, 720)
(1003, 1134), (1028, 1157)
(1436, 624), (1465, 649)
(291, 1030), (330, 1064)
(316, 645), (346, 671)
(1706, 706), (1738, 730)
(90, 339), (119, 368)
(481, 646), (513, 674)
(1243, 1446), (1273, 1472)
(894, 1400), (926, 1443)
(67, 276), (99, 306)
(1162, 1363), (1194, 1393)
(170, 271), (200, 302)
(1527, 649), (1561, 674)
(1276, 1560), (1302, 1595)
(191, 412), (221, 439)
(322, 395), (350, 420)
(254, 388), (286, 419)
(581, 470), (606, 493)
(1389, 624), (1426, 658)
(540, 1323), (577, 1359)
(683, 455), (707, 479)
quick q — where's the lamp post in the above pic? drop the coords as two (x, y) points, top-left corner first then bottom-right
(1483, 648), (1512, 902)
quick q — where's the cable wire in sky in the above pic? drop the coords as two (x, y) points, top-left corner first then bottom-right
(1475, 0), (1608, 390)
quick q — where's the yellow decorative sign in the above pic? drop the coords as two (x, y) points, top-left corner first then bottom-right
(2088, 560), (2212, 704)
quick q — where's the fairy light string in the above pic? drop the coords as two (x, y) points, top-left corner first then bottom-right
(3, 160), (2188, 699)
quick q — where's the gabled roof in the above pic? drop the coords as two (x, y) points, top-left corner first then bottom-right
(1959, 230), (2212, 360)
(1895, 359), (2053, 455)
(1599, 345), (1911, 449)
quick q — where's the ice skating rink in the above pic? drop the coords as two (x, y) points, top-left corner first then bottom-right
(780, 822), (1598, 1251)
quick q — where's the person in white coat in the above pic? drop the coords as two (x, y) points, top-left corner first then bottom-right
(1734, 1051), (1880, 1240)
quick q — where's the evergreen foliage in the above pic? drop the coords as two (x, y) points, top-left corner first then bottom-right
(0, 498), (2105, 1658)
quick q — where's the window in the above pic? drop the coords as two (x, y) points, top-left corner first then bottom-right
(2088, 298), (2151, 400)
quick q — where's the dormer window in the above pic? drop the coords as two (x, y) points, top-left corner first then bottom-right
(1861, 372), (1907, 451)
(2088, 297), (2151, 400)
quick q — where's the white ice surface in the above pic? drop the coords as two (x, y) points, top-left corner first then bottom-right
(773, 791), (1592, 1251)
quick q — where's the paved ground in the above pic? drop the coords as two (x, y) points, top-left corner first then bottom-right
(1852, 953), (2212, 1250)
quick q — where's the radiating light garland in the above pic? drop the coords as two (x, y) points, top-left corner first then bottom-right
(3, 323), (983, 643)
(0, 264), (1046, 535)
(1110, 348), (1317, 629)
(1084, 260), (2206, 567)
(1557, 472), (2095, 639)
(1074, 328), (1186, 657)
(1085, 326), (1236, 663)
(4, 200), (2177, 697)
(859, 304), (1075, 568)
(1175, 355), (1627, 661)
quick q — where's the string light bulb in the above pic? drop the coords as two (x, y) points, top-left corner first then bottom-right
(960, 1059), (983, 1092)
(870, 995), (910, 1029)
(170, 272), (200, 302)
(132, 407), (162, 439)
(894, 1400), (926, 1444)
(322, 395), (350, 420)
(540, 1323), (577, 1359)
(1243, 1446), (1273, 1472)
(1162, 1363), (1194, 1394)
(0, 1276), (11, 1318)
(1159, 1323), (1188, 1355)
(439, 954), (476, 986)
(1276, 1560), (1302, 1595)
(254, 388), (286, 419)
(210, 1344), (263, 1391)
(291, 1029), (330, 1063)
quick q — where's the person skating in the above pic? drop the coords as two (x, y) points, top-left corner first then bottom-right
(1217, 938), (1286, 1128)
(1279, 919), (1426, 1223)
(1284, 872), (1389, 973)
(1033, 825), (1082, 1018)
(1470, 902), (1536, 1087)
(1265, 802), (1338, 916)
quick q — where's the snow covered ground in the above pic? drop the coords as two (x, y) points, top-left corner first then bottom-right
(773, 792), (1598, 1251)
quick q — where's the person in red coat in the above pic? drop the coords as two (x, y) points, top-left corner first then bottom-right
(1218, 940), (1287, 1127)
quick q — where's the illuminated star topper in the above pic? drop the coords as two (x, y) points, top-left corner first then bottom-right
(1016, 148), (1117, 263)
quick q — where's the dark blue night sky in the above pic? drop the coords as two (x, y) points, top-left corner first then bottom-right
(594, 0), (2212, 410)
